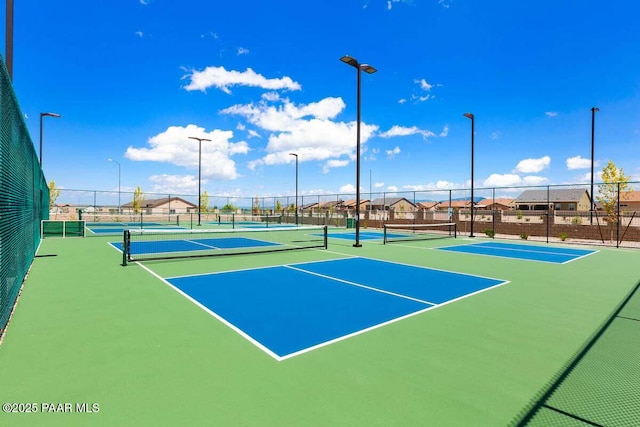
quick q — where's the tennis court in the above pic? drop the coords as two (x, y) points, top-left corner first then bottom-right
(2, 227), (639, 426)
(436, 241), (597, 264)
(164, 257), (508, 360)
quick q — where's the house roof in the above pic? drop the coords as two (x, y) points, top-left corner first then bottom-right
(342, 199), (369, 207)
(438, 200), (473, 208)
(417, 201), (440, 209)
(369, 197), (416, 207)
(514, 189), (588, 203)
(621, 190), (640, 202)
(480, 198), (514, 206)
(122, 197), (196, 208)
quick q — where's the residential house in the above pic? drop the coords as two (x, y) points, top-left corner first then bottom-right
(342, 199), (369, 214)
(435, 200), (473, 211)
(479, 198), (514, 211)
(620, 190), (640, 212)
(121, 197), (197, 214)
(416, 201), (441, 212)
(369, 197), (416, 218)
(514, 189), (591, 211)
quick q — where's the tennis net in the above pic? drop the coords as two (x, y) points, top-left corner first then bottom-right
(383, 222), (457, 244)
(122, 225), (327, 264)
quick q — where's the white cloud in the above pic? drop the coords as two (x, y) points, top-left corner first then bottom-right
(385, 146), (401, 158)
(378, 125), (436, 139)
(261, 92), (281, 102)
(222, 97), (379, 169)
(237, 47), (250, 55)
(374, 182), (385, 188)
(135, 31), (144, 37)
(340, 184), (356, 193)
(545, 111), (558, 117)
(247, 129), (261, 139)
(387, 186), (399, 192)
(125, 124), (249, 180)
(513, 156), (551, 174)
(403, 180), (458, 191)
(483, 174), (523, 187)
(322, 159), (349, 173)
(566, 155), (592, 170)
(490, 131), (501, 140)
(483, 174), (548, 188)
(139, 0), (151, 5)
(398, 98), (407, 104)
(438, 0), (451, 8)
(522, 176), (548, 185)
(414, 79), (433, 91)
(439, 125), (449, 137)
(148, 174), (198, 193)
(183, 66), (302, 94)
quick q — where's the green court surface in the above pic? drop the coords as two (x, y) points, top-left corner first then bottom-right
(0, 231), (638, 426)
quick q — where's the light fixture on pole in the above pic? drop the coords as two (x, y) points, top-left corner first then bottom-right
(340, 55), (377, 247)
(463, 112), (475, 238)
(188, 136), (212, 226)
(590, 107), (599, 224)
(289, 153), (299, 225)
(108, 158), (121, 214)
(39, 112), (61, 167)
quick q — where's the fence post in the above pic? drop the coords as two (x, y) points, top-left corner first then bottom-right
(546, 185), (550, 243)
(617, 182), (620, 248)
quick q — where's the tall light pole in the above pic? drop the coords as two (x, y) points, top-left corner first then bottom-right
(6, 0), (14, 80)
(463, 112), (475, 237)
(39, 112), (61, 167)
(340, 55), (377, 247)
(108, 158), (121, 214)
(289, 153), (298, 225)
(590, 107), (599, 224)
(189, 136), (211, 226)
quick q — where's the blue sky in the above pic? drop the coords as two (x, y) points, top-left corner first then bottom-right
(5, 0), (640, 204)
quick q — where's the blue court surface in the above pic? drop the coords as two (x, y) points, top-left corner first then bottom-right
(164, 257), (508, 360)
(91, 226), (184, 235)
(436, 241), (597, 264)
(110, 236), (279, 254)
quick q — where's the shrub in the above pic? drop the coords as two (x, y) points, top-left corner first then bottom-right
(520, 233), (529, 240)
(525, 217), (530, 222)
(484, 229), (495, 238)
(571, 216), (582, 225)
(516, 210), (523, 220)
(559, 232), (569, 241)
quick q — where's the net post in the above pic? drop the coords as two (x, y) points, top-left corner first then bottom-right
(323, 225), (328, 249)
(383, 224), (388, 244)
(122, 230), (130, 266)
(453, 222), (457, 238)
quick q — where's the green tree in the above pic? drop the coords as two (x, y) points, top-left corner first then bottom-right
(596, 160), (632, 240)
(275, 200), (283, 213)
(222, 203), (237, 212)
(48, 180), (60, 211)
(288, 203), (295, 213)
(252, 196), (261, 214)
(133, 186), (145, 214)
(200, 190), (209, 213)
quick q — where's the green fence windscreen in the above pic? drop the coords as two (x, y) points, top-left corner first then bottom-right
(0, 55), (49, 338)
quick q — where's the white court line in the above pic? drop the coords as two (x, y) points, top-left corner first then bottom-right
(280, 276), (511, 361)
(137, 254), (511, 362)
(284, 264), (437, 306)
(474, 242), (597, 258)
(135, 262), (283, 361)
